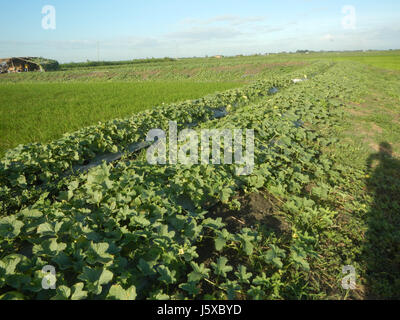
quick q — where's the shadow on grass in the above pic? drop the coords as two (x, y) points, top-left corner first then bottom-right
(365, 142), (400, 299)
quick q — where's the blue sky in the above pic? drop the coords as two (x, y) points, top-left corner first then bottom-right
(1, 0), (399, 62)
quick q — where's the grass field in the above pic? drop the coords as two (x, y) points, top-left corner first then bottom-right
(0, 81), (242, 155)
(333, 54), (400, 70)
(0, 50), (399, 300)
(293, 50), (400, 70)
(0, 56), (305, 83)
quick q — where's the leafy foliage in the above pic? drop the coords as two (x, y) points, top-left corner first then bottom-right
(0, 60), (383, 299)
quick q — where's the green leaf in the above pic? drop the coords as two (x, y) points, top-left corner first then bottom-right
(0, 216), (24, 239)
(214, 229), (232, 251)
(157, 265), (177, 284)
(158, 224), (175, 238)
(71, 283), (88, 300)
(237, 232), (255, 256)
(86, 242), (114, 265)
(235, 265), (252, 284)
(20, 208), (42, 218)
(252, 272), (269, 286)
(68, 180), (80, 191)
(37, 222), (55, 236)
(5, 273), (30, 289)
(242, 241), (254, 256)
(0, 291), (25, 300)
(17, 175), (27, 187)
(179, 282), (200, 296)
(77, 267), (114, 295)
(131, 215), (151, 227)
(58, 190), (73, 202)
(220, 188), (233, 203)
(221, 280), (241, 300)
(290, 248), (310, 271)
(137, 258), (158, 276)
(51, 286), (71, 300)
(215, 237), (227, 251)
(247, 286), (265, 300)
(52, 252), (73, 271)
(87, 164), (111, 185)
(150, 290), (170, 300)
(188, 262), (210, 283)
(90, 190), (103, 204)
(247, 175), (265, 188)
(107, 284), (137, 300)
(181, 245), (199, 262)
(271, 257), (283, 269)
(33, 239), (67, 256)
(263, 245), (286, 269)
(211, 256), (233, 278)
(1, 255), (22, 275)
(202, 217), (225, 230)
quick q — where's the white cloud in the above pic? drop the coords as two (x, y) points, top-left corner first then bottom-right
(181, 15), (267, 27)
(166, 26), (244, 41)
(322, 34), (334, 42)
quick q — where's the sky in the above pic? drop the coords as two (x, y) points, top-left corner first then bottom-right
(0, 0), (399, 62)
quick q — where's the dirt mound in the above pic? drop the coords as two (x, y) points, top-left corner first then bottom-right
(208, 190), (291, 235)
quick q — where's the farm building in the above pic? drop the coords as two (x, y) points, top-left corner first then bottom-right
(0, 57), (59, 73)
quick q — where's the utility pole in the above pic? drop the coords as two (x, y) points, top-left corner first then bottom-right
(97, 41), (100, 61)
